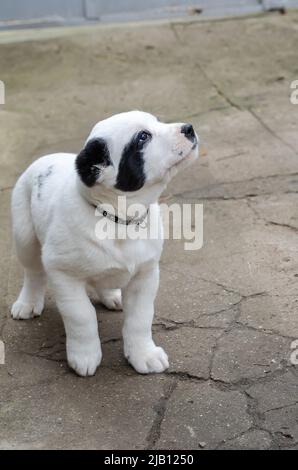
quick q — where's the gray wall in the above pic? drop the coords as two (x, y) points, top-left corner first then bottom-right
(0, 0), (85, 21)
(0, 1), (296, 24)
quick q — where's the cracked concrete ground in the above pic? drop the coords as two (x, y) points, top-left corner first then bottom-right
(0, 11), (298, 450)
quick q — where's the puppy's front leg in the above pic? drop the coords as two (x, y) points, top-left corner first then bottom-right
(49, 271), (102, 377)
(122, 262), (169, 374)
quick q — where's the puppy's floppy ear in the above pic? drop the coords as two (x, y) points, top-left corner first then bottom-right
(75, 138), (112, 187)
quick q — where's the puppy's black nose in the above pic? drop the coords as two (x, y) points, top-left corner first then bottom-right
(181, 123), (196, 142)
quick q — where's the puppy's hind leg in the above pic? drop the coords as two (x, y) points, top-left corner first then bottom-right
(11, 265), (46, 320)
(11, 175), (47, 320)
(88, 283), (122, 311)
(98, 288), (122, 311)
(48, 271), (102, 377)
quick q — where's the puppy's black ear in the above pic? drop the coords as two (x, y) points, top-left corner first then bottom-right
(75, 138), (111, 187)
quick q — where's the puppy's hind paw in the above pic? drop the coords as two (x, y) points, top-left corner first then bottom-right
(100, 289), (122, 311)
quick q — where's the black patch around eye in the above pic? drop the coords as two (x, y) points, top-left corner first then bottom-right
(75, 138), (111, 187)
(115, 132), (147, 192)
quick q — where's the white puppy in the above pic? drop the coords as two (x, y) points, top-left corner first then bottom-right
(11, 111), (199, 376)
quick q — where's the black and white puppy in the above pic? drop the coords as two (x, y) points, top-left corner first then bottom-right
(11, 111), (199, 376)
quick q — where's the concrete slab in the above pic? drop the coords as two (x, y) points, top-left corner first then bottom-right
(157, 381), (252, 449)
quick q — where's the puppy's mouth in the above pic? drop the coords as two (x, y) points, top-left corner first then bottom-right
(171, 141), (198, 169)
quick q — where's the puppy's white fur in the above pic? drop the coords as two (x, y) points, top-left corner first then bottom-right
(11, 111), (199, 376)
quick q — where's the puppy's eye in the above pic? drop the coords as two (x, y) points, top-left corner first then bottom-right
(138, 131), (151, 144)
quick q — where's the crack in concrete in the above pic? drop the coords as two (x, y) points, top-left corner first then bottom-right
(165, 26), (249, 115)
(257, 400), (298, 415)
(209, 328), (228, 379)
(266, 220), (298, 233)
(207, 297), (251, 379)
(195, 304), (238, 319)
(21, 350), (65, 363)
(169, 22), (183, 45)
(215, 427), (271, 449)
(145, 379), (177, 450)
(172, 51), (298, 159)
(196, 276), (258, 298)
(248, 107), (298, 156)
(150, 369), (289, 450)
(165, 371), (208, 383)
(161, 263), (249, 300)
(210, 363), (291, 390)
(194, 60), (242, 111)
(156, 270), (290, 356)
(14, 335), (122, 364)
(157, 373), (295, 450)
(246, 197), (262, 220)
(243, 390), (269, 436)
(235, 319), (298, 341)
(275, 430), (297, 445)
(246, 199), (298, 234)
(209, 79), (242, 111)
(154, 317), (224, 332)
(208, 290), (294, 384)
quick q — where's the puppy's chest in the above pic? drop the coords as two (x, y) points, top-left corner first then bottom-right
(87, 238), (161, 287)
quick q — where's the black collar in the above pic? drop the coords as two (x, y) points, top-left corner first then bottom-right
(93, 204), (149, 226)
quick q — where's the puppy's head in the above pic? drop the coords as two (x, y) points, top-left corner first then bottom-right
(76, 111), (199, 192)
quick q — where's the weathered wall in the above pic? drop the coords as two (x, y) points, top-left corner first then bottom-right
(0, 1), (296, 25)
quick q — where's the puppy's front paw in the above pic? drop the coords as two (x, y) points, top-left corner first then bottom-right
(11, 299), (44, 320)
(125, 344), (169, 374)
(67, 341), (102, 377)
